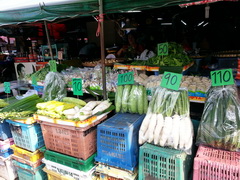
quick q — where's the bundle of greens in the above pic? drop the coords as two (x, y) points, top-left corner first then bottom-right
(197, 85), (240, 151)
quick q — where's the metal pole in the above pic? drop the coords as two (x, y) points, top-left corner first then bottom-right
(44, 21), (54, 60)
(99, 0), (107, 100)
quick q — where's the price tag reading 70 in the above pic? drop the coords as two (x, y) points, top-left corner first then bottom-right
(72, 78), (83, 96)
(118, 71), (134, 85)
(210, 69), (234, 86)
(160, 71), (182, 91)
(158, 42), (168, 56)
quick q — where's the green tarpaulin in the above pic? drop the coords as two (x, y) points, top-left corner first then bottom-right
(0, 0), (200, 26)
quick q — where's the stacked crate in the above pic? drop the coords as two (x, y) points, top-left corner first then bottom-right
(6, 120), (46, 180)
(37, 115), (107, 179)
(95, 113), (145, 179)
(193, 145), (240, 180)
(0, 120), (17, 180)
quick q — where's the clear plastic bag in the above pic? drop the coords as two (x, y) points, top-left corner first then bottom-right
(139, 87), (194, 155)
(115, 84), (148, 114)
(43, 72), (67, 101)
(196, 85), (240, 151)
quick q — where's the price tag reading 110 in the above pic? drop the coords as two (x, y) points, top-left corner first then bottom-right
(72, 78), (83, 96)
(118, 71), (134, 85)
(210, 69), (234, 86)
(160, 71), (182, 91)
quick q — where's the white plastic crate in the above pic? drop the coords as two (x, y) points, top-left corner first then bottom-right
(42, 158), (96, 180)
(0, 156), (18, 180)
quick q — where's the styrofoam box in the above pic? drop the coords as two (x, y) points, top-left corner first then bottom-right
(42, 158), (96, 180)
(0, 156), (18, 180)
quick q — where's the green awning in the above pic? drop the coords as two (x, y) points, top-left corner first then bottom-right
(0, 0), (201, 26)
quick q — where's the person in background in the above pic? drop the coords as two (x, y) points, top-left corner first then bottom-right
(17, 63), (25, 80)
(116, 32), (144, 59)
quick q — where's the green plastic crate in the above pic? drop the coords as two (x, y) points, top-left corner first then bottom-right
(40, 147), (95, 172)
(138, 143), (192, 180)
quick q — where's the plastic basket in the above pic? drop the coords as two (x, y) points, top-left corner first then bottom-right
(0, 120), (12, 140)
(40, 147), (96, 172)
(193, 145), (240, 180)
(0, 138), (14, 152)
(39, 115), (106, 160)
(6, 120), (45, 152)
(138, 143), (192, 180)
(32, 85), (44, 95)
(11, 154), (43, 169)
(42, 158), (96, 180)
(98, 173), (125, 180)
(11, 144), (43, 162)
(43, 167), (74, 180)
(95, 113), (145, 171)
(0, 156), (18, 180)
(96, 163), (138, 180)
(0, 148), (13, 158)
(13, 160), (46, 180)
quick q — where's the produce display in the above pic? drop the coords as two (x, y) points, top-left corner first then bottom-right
(82, 58), (124, 66)
(36, 97), (112, 121)
(130, 42), (193, 67)
(0, 99), (9, 108)
(0, 94), (43, 120)
(43, 72), (67, 101)
(115, 84), (148, 114)
(139, 87), (193, 154)
(197, 85), (240, 151)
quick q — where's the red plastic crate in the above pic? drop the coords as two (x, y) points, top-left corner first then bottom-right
(193, 145), (240, 180)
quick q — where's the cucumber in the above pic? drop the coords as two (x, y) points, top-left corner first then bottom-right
(137, 85), (144, 114)
(121, 85), (132, 113)
(115, 85), (124, 112)
(143, 87), (148, 114)
(128, 85), (138, 113)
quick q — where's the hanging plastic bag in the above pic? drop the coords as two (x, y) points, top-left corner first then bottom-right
(196, 85), (240, 151)
(43, 72), (67, 101)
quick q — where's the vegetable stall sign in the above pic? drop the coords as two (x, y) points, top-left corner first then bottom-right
(157, 42), (168, 56)
(72, 78), (83, 96)
(160, 71), (182, 91)
(118, 71), (134, 85)
(210, 69), (234, 86)
(4, 82), (11, 94)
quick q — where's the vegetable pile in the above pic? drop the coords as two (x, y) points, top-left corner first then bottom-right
(197, 85), (240, 151)
(36, 97), (113, 121)
(115, 84), (148, 114)
(139, 87), (193, 154)
(0, 94), (43, 121)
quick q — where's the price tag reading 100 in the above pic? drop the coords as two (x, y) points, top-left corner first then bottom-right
(160, 71), (182, 91)
(72, 78), (83, 96)
(118, 71), (134, 85)
(210, 69), (234, 86)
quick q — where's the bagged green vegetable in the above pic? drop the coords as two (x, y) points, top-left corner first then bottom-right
(139, 87), (194, 155)
(196, 85), (240, 151)
(115, 84), (148, 114)
(43, 72), (67, 101)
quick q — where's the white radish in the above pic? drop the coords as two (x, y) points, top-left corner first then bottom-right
(92, 100), (112, 114)
(178, 116), (186, 149)
(183, 117), (194, 151)
(139, 113), (152, 145)
(79, 110), (92, 116)
(153, 113), (164, 145)
(147, 113), (158, 143)
(63, 108), (76, 115)
(172, 115), (181, 149)
(159, 116), (173, 146)
(82, 101), (101, 111)
(66, 114), (75, 119)
(74, 106), (80, 112)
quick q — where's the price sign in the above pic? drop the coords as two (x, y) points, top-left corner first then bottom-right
(118, 71), (134, 85)
(210, 69), (234, 86)
(72, 78), (83, 96)
(49, 60), (57, 72)
(32, 75), (37, 85)
(4, 82), (11, 94)
(158, 42), (168, 56)
(160, 71), (182, 90)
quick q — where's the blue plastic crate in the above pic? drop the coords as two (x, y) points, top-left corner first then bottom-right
(0, 148), (13, 158)
(13, 160), (46, 180)
(6, 120), (44, 152)
(0, 120), (12, 140)
(95, 113), (145, 171)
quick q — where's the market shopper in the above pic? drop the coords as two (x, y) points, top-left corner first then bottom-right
(116, 32), (144, 59)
